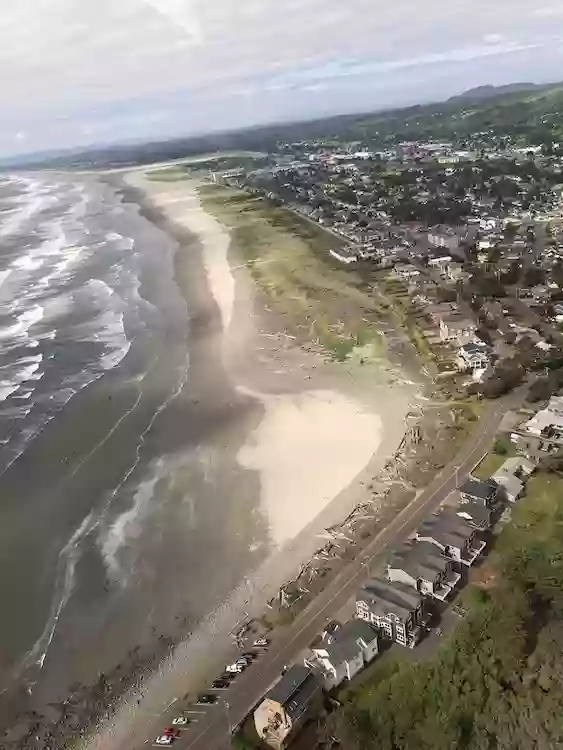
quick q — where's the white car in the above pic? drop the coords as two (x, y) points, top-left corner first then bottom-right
(155, 736), (174, 746)
(171, 716), (189, 726)
(225, 663), (245, 673)
(253, 637), (269, 647)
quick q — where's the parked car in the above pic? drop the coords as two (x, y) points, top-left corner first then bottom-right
(196, 693), (217, 705)
(171, 716), (189, 726)
(163, 728), (180, 737)
(225, 663), (245, 673)
(155, 736), (175, 746)
(253, 637), (269, 647)
(211, 679), (230, 689)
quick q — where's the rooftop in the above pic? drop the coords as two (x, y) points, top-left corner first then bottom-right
(266, 665), (314, 707)
(389, 540), (451, 582)
(459, 477), (498, 501)
(417, 511), (474, 548)
(358, 577), (423, 621)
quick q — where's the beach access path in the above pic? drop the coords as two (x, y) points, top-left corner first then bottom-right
(146, 387), (521, 750)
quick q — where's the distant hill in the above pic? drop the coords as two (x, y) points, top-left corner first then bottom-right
(448, 82), (539, 103)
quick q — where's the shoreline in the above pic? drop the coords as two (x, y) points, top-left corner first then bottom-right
(79, 172), (417, 749)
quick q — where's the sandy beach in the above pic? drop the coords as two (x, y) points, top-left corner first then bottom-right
(79, 172), (416, 750)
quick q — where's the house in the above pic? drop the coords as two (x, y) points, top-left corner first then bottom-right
(457, 341), (491, 372)
(455, 496), (494, 530)
(439, 314), (477, 346)
(512, 396), (563, 453)
(330, 247), (358, 264)
(416, 509), (486, 566)
(428, 231), (460, 251)
(306, 620), (379, 690)
(459, 477), (499, 507)
(356, 577), (428, 648)
(387, 541), (462, 601)
(254, 665), (323, 749)
(491, 456), (535, 503)
(394, 262), (421, 280)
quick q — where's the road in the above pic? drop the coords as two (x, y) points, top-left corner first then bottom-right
(147, 393), (514, 750)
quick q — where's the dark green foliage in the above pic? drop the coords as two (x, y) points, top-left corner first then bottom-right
(334, 474), (563, 750)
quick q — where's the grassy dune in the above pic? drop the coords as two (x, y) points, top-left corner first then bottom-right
(199, 184), (388, 363)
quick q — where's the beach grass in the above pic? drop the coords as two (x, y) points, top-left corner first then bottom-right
(199, 185), (388, 364)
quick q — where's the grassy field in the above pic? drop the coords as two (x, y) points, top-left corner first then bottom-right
(199, 184), (391, 364)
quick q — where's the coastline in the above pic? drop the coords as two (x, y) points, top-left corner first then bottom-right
(80, 172), (417, 750)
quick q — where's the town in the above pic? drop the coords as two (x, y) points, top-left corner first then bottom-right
(145, 87), (563, 750)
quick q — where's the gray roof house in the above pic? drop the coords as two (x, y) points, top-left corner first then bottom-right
(456, 497), (494, 530)
(416, 509), (486, 566)
(459, 477), (499, 507)
(254, 665), (322, 749)
(387, 541), (461, 601)
(307, 619), (379, 690)
(356, 577), (428, 648)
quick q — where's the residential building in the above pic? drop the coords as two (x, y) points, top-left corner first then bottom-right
(394, 262), (421, 280)
(415, 509), (486, 566)
(491, 456), (535, 503)
(456, 496), (494, 530)
(329, 247), (358, 264)
(306, 620), (379, 690)
(254, 665), (322, 749)
(428, 231), (460, 251)
(439, 314), (477, 346)
(387, 540), (462, 601)
(512, 396), (563, 453)
(459, 477), (499, 507)
(356, 577), (428, 648)
(456, 341), (491, 372)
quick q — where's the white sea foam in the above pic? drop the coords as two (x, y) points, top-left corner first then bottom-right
(0, 305), (44, 342)
(100, 470), (161, 575)
(18, 511), (95, 674)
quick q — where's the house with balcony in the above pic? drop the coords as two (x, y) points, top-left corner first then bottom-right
(254, 665), (322, 749)
(355, 577), (429, 648)
(456, 341), (491, 373)
(306, 620), (379, 690)
(415, 509), (486, 567)
(387, 541), (461, 601)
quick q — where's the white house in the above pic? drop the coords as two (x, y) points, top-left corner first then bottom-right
(306, 620), (379, 690)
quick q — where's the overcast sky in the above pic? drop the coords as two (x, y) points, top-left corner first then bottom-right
(2, 0), (563, 156)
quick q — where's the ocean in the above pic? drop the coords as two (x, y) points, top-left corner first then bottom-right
(0, 173), (264, 738)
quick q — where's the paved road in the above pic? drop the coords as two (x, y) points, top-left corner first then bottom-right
(148, 394), (514, 750)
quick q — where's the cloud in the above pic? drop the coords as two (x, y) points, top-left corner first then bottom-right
(0, 0), (562, 156)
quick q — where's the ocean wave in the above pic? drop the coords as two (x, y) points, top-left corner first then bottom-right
(0, 304), (44, 342)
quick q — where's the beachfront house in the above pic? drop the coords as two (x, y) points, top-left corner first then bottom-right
(387, 541), (461, 601)
(356, 577), (428, 648)
(306, 620), (379, 690)
(491, 456), (536, 503)
(459, 477), (500, 507)
(415, 509), (486, 567)
(254, 665), (322, 749)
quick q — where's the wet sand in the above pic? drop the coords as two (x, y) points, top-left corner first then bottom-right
(77, 173), (416, 750)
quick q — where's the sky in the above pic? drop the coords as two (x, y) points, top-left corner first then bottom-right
(2, 0), (563, 157)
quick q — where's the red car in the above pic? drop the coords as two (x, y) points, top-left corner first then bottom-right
(163, 728), (181, 737)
